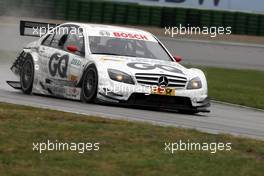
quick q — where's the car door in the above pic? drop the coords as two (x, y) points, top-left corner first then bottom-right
(38, 31), (66, 95)
(61, 26), (85, 87)
(38, 25), (85, 97)
(38, 32), (56, 82)
(38, 25), (70, 96)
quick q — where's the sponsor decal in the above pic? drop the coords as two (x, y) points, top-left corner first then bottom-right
(71, 58), (82, 66)
(66, 87), (80, 98)
(127, 62), (183, 74)
(47, 78), (76, 87)
(69, 87), (79, 95)
(99, 30), (111, 37)
(47, 85), (66, 96)
(113, 32), (148, 40)
(49, 53), (69, 78)
(152, 86), (176, 96)
(99, 57), (124, 62)
(69, 74), (78, 82)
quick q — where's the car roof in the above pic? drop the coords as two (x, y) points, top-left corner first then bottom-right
(62, 22), (154, 37)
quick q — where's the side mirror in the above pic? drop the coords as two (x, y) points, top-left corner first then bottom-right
(173, 55), (183, 62)
(67, 45), (78, 53)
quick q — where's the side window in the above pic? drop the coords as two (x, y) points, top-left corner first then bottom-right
(50, 32), (67, 49)
(63, 29), (85, 57)
(47, 26), (69, 49)
(42, 33), (54, 46)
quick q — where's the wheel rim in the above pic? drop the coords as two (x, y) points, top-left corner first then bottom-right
(22, 61), (33, 88)
(85, 69), (96, 97)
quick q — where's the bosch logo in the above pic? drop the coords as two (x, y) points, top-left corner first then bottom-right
(113, 32), (148, 40)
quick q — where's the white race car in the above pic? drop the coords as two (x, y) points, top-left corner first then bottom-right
(8, 21), (210, 113)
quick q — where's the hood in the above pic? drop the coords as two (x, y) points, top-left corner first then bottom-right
(92, 54), (189, 77)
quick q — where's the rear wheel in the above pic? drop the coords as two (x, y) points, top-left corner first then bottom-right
(81, 65), (98, 103)
(20, 59), (34, 94)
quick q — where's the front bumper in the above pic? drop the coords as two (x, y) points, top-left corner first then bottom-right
(124, 93), (210, 113)
(98, 91), (210, 113)
(97, 80), (210, 113)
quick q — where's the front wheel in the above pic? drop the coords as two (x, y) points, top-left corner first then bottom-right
(20, 59), (34, 94)
(81, 65), (98, 103)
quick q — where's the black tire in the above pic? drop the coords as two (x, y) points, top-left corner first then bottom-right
(20, 59), (34, 94)
(81, 65), (98, 103)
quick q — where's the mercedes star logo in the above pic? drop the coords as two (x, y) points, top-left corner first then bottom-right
(158, 76), (169, 87)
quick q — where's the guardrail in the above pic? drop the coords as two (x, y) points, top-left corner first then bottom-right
(0, 0), (264, 36)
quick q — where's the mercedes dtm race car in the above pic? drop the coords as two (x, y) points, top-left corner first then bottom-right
(7, 21), (210, 113)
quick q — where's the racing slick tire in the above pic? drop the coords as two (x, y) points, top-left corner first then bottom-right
(81, 65), (98, 103)
(20, 58), (34, 94)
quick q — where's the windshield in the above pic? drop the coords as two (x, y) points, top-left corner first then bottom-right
(89, 36), (172, 61)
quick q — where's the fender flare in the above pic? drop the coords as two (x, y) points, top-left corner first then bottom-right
(189, 68), (208, 90)
(77, 61), (97, 87)
(23, 51), (38, 76)
(19, 50), (40, 90)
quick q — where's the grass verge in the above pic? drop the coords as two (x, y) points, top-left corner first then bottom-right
(188, 66), (264, 110)
(0, 102), (264, 176)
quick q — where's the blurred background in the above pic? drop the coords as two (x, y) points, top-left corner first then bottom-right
(0, 3), (264, 175)
(0, 0), (264, 36)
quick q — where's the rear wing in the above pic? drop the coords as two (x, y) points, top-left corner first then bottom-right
(20, 20), (59, 37)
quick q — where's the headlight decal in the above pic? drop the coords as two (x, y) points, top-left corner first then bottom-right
(108, 69), (135, 85)
(187, 77), (202, 89)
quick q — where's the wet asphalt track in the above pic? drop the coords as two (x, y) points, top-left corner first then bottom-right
(0, 23), (264, 140)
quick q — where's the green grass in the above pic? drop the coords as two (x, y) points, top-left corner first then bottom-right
(0, 102), (264, 176)
(188, 66), (264, 109)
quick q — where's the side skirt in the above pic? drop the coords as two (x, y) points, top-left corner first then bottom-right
(6, 81), (21, 90)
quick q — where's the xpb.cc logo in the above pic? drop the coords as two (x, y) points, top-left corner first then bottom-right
(49, 53), (69, 78)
